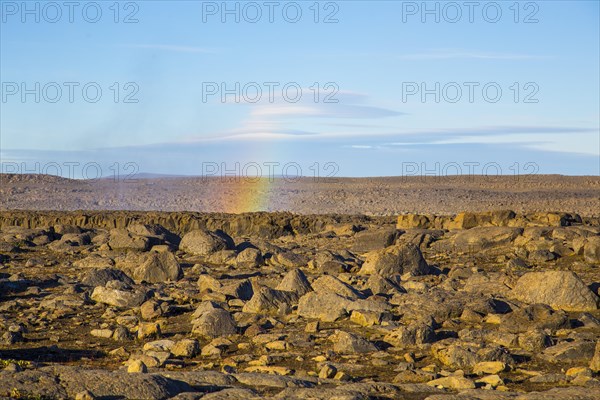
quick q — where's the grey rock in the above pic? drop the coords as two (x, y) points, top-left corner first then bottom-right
(360, 243), (429, 277)
(180, 229), (234, 256)
(276, 268), (313, 296)
(512, 271), (599, 312)
(91, 285), (147, 308)
(332, 330), (377, 354)
(192, 308), (237, 338)
(242, 285), (299, 314)
(81, 268), (134, 287)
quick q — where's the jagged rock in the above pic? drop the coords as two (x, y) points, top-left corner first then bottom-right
(127, 223), (179, 247)
(331, 330), (377, 354)
(427, 375), (475, 390)
(352, 227), (399, 252)
(91, 285), (147, 308)
(118, 251), (183, 284)
(366, 274), (405, 295)
(511, 271), (599, 311)
(242, 285), (299, 314)
(518, 329), (552, 352)
(81, 268), (134, 287)
(499, 304), (569, 333)
(235, 247), (263, 268)
(431, 341), (513, 370)
(108, 228), (150, 251)
(140, 300), (168, 320)
(397, 214), (431, 229)
(438, 226), (523, 252)
(590, 341), (600, 372)
(270, 251), (309, 268)
(451, 210), (517, 229)
(461, 272), (514, 297)
(584, 236), (600, 263)
(171, 339), (200, 358)
(73, 254), (115, 269)
(297, 292), (352, 322)
(221, 279), (254, 300)
(311, 275), (363, 300)
(384, 318), (436, 347)
(297, 291), (388, 322)
(542, 340), (597, 363)
(360, 243), (429, 277)
(0, 365), (193, 399)
(276, 268), (313, 296)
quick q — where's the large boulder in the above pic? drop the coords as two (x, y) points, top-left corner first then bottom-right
(0, 365), (192, 399)
(511, 271), (599, 312)
(242, 286), (299, 314)
(384, 319), (436, 347)
(235, 247), (263, 268)
(191, 306), (237, 338)
(126, 223), (179, 246)
(584, 236), (600, 264)
(450, 210), (516, 229)
(590, 341), (600, 372)
(446, 226), (523, 252)
(297, 291), (389, 322)
(108, 228), (150, 251)
(331, 330), (377, 354)
(118, 251), (182, 284)
(352, 227), (399, 252)
(81, 268), (134, 287)
(360, 243), (429, 277)
(311, 275), (363, 300)
(276, 269), (313, 296)
(180, 229), (234, 256)
(91, 285), (147, 308)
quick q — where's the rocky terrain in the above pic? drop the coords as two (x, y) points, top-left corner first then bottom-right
(1, 174), (599, 216)
(1, 209), (600, 399)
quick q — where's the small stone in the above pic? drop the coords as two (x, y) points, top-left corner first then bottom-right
(75, 390), (96, 400)
(350, 310), (382, 327)
(473, 361), (507, 375)
(590, 341), (600, 372)
(90, 328), (113, 339)
(571, 375), (594, 386)
(332, 330), (377, 354)
(427, 375), (476, 390)
(201, 344), (222, 357)
(143, 339), (175, 352)
(265, 340), (288, 351)
(566, 366), (593, 378)
(171, 339), (200, 358)
(137, 322), (161, 339)
(305, 321), (320, 333)
(112, 326), (130, 341)
(244, 365), (292, 375)
(334, 371), (352, 381)
(476, 374), (504, 388)
(140, 300), (165, 320)
(127, 359), (148, 373)
(2, 331), (24, 344)
(109, 347), (129, 358)
(4, 362), (22, 372)
(319, 363), (337, 379)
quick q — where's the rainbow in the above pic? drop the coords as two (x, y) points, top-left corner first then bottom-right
(227, 177), (275, 213)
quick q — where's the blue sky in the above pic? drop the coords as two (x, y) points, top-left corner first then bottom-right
(1, 0), (599, 178)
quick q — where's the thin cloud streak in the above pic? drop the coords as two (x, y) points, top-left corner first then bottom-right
(121, 44), (216, 54)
